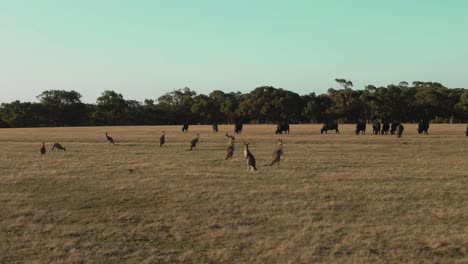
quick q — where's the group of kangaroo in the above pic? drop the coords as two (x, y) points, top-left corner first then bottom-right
(41, 132), (114, 155)
(41, 124), (468, 163)
(224, 132), (284, 171)
(105, 130), (283, 172)
(40, 142), (66, 155)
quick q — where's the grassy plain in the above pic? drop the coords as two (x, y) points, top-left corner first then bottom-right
(0, 124), (467, 263)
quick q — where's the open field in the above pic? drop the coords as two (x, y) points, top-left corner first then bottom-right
(0, 124), (467, 263)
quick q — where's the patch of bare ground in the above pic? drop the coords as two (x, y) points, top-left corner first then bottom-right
(0, 124), (466, 263)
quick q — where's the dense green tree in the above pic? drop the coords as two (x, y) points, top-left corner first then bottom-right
(453, 89), (468, 122)
(191, 94), (222, 123)
(238, 86), (303, 123)
(302, 93), (332, 122)
(1, 81), (467, 127)
(37, 90), (86, 126)
(158, 87), (196, 123)
(220, 92), (242, 123)
(92, 90), (128, 125)
(0, 101), (35, 127)
(327, 88), (365, 122)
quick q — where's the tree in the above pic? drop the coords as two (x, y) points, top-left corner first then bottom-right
(36, 90), (86, 126)
(327, 87), (364, 122)
(454, 90), (468, 122)
(238, 86), (302, 123)
(335, 78), (354, 89)
(92, 90), (128, 125)
(219, 92), (242, 123)
(0, 80), (467, 127)
(0, 101), (35, 127)
(191, 94), (221, 123)
(302, 93), (331, 122)
(399, 81), (409, 87)
(158, 87), (196, 123)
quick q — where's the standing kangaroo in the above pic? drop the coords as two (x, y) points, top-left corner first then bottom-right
(52, 143), (66, 151)
(159, 131), (165, 147)
(243, 142), (257, 171)
(40, 142), (46, 155)
(105, 132), (115, 144)
(226, 138), (235, 160)
(266, 139), (284, 166)
(190, 134), (200, 151)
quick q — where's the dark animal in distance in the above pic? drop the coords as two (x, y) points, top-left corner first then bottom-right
(275, 123), (290, 134)
(159, 131), (165, 147)
(321, 121), (339, 134)
(243, 142), (257, 171)
(212, 123), (219, 132)
(397, 124), (404, 138)
(40, 142), (46, 155)
(182, 123), (189, 133)
(189, 134), (200, 151)
(372, 121), (381, 135)
(234, 123), (243, 134)
(105, 132), (115, 144)
(381, 122), (390, 135)
(355, 122), (367, 135)
(465, 125), (468, 136)
(390, 122), (400, 135)
(52, 143), (66, 151)
(417, 120), (430, 135)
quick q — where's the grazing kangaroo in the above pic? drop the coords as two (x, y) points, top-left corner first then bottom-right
(243, 142), (257, 171)
(225, 138), (235, 160)
(190, 134), (200, 151)
(40, 142), (46, 155)
(105, 132), (115, 144)
(265, 139), (284, 166)
(160, 131), (165, 147)
(52, 143), (66, 151)
(225, 132), (236, 141)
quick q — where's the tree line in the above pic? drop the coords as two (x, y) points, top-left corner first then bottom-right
(1, 80), (467, 128)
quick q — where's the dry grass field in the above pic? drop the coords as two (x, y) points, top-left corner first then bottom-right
(0, 124), (467, 263)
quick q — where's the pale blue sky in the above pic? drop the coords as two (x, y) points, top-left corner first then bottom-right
(1, 1), (467, 103)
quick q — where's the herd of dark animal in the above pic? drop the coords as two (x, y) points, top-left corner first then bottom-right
(39, 122), (468, 171)
(320, 120), (433, 138)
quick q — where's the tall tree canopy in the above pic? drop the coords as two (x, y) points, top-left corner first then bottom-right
(1, 81), (467, 127)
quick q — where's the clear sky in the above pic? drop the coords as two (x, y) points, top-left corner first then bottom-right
(1, 0), (467, 103)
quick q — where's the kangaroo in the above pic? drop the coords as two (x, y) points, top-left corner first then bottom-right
(190, 134), (200, 151)
(265, 139), (283, 166)
(243, 142), (257, 171)
(105, 132), (115, 144)
(160, 131), (165, 147)
(226, 138), (235, 160)
(52, 143), (66, 151)
(225, 132), (236, 141)
(40, 142), (46, 155)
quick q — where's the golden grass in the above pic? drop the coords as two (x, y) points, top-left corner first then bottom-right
(0, 124), (467, 263)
